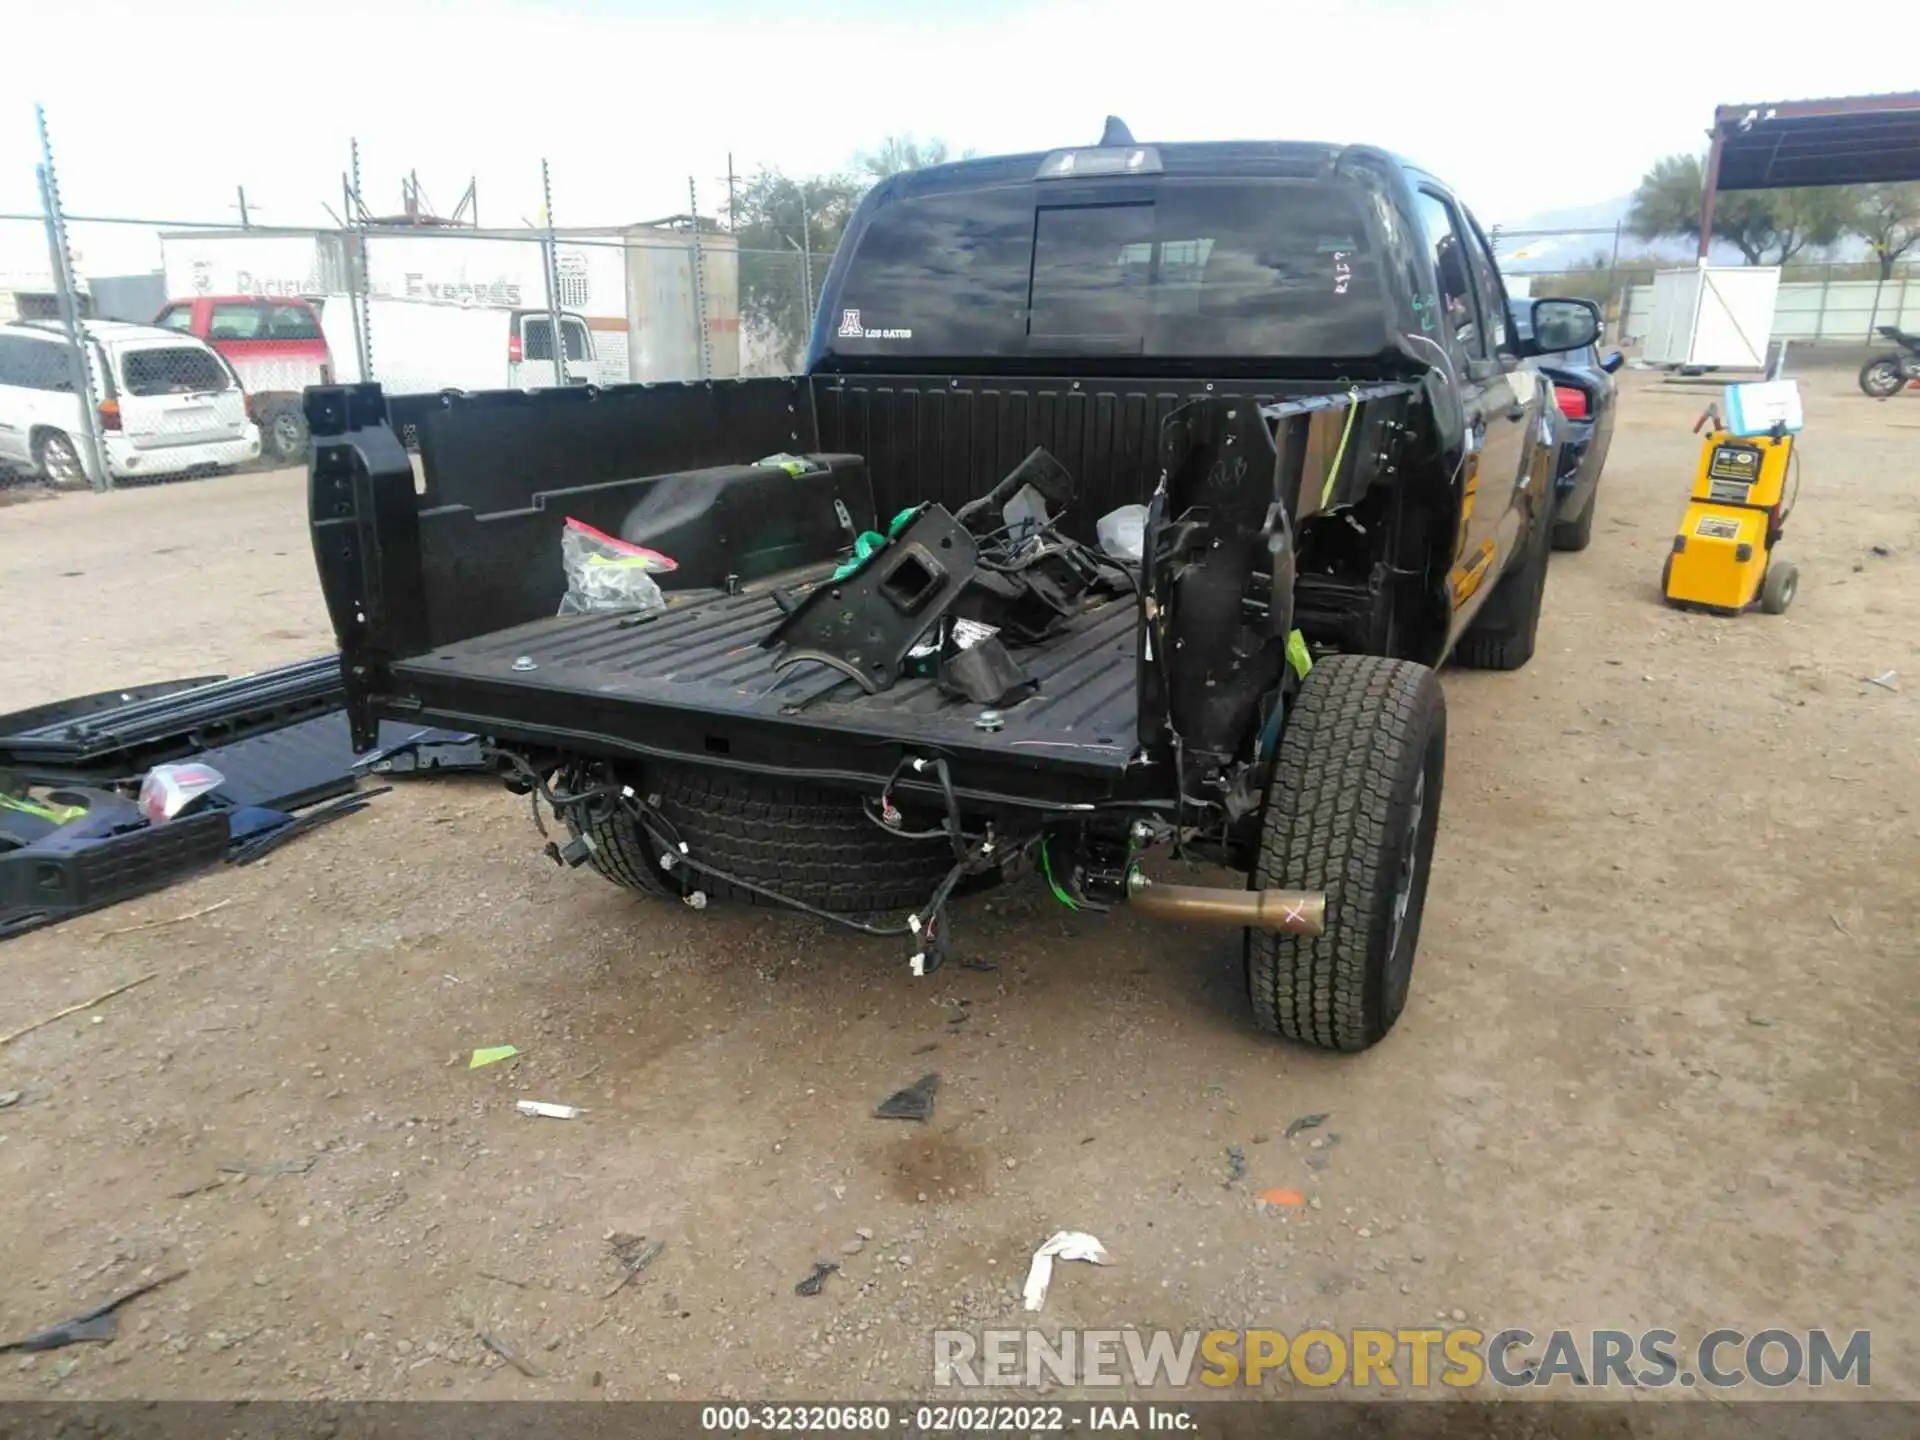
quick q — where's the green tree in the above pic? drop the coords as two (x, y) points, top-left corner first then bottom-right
(855, 135), (974, 182)
(1850, 183), (1920, 279)
(1628, 153), (1849, 265)
(728, 167), (863, 371)
(730, 136), (974, 368)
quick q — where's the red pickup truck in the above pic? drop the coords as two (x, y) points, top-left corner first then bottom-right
(154, 295), (333, 463)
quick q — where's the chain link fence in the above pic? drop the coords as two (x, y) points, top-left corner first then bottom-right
(1, 112), (837, 489)
(6, 108), (1918, 491)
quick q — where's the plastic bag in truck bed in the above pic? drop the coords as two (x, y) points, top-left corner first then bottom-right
(558, 517), (677, 618)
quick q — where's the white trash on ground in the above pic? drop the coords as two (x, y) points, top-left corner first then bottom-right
(1022, 1230), (1110, 1312)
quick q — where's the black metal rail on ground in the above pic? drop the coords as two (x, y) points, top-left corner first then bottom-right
(0, 656), (344, 782)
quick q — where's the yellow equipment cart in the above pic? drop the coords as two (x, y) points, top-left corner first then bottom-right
(1663, 386), (1802, 616)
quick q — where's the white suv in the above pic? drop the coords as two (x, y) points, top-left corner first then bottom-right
(0, 320), (261, 487)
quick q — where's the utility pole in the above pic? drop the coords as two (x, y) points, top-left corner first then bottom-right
(725, 152), (738, 231)
(236, 185), (251, 228)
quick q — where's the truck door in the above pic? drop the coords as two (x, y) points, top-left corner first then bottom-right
(1412, 190), (1526, 619)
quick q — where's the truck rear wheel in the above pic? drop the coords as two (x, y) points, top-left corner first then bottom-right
(1551, 484), (1597, 552)
(262, 404), (310, 464)
(1245, 655), (1445, 1052)
(569, 763), (956, 914)
(1455, 500), (1553, 670)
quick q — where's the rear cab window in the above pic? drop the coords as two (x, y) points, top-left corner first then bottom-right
(209, 303), (265, 340)
(154, 305), (195, 333)
(825, 174), (1390, 361)
(117, 345), (234, 396)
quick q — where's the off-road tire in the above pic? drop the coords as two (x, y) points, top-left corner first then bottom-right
(1245, 655), (1445, 1052)
(569, 763), (954, 913)
(1551, 484), (1596, 552)
(1455, 499), (1553, 670)
(1760, 560), (1798, 615)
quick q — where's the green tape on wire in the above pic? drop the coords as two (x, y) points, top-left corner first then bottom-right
(830, 506), (924, 582)
(1319, 388), (1362, 512)
(1286, 628), (1313, 680)
(1040, 836), (1080, 911)
(831, 531), (887, 582)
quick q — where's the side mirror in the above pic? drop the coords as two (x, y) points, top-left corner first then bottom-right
(1530, 298), (1600, 354)
(1601, 351), (1625, 375)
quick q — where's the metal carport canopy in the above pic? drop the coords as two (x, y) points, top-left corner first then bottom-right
(1698, 91), (1920, 257)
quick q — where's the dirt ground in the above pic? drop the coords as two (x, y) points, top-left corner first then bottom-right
(1, 364), (1915, 1405)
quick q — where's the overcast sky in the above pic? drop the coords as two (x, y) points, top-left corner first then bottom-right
(4, 0), (1916, 271)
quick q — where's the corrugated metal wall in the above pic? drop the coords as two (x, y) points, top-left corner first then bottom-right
(1624, 275), (1920, 345)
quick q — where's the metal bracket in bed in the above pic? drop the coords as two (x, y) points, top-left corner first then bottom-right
(761, 504), (980, 694)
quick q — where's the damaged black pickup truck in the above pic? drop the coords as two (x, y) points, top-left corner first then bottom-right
(307, 133), (1598, 1052)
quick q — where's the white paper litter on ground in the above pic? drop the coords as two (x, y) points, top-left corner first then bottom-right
(1022, 1230), (1110, 1312)
(516, 1100), (580, 1120)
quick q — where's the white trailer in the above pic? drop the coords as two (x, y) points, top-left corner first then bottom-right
(1641, 264), (1781, 370)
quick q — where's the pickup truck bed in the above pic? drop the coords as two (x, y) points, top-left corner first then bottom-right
(392, 577), (1142, 806)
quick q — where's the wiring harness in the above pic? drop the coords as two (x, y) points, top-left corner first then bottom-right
(490, 747), (1031, 976)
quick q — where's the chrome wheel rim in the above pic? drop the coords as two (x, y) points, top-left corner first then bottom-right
(43, 438), (83, 487)
(272, 413), (304, 453)
(1865, 362), (1901, 397)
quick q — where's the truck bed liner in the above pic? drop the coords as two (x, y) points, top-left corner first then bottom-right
(389, 585), (1142, 802)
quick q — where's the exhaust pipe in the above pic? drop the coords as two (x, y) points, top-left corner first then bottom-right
(1126, 871), (1325, 936)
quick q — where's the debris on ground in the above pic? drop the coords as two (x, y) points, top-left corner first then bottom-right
(603, 1233), (664, 1299)
(1, 973), (158, 1047)
(1022, 1231), (1110, 1312)
(1224, 1145), (1247, 1185)
(874, 1072), (940, 1122)
(515, 1100), (579, 1120)
(1285, 1112), (1330, 1139)
(0, 1270), (187, 1353)
(1865, 671), (1898, 691)
(476, 1331), (541, 1377)
(228, 786), (390, 865)
(469, 1046), (519, 1069)
(956, 956), (999, 972)
(0, 1091), (21, 1109)
(793, 1261), (839, 1297)
(1748, 1012), (1777, 1027)
(1259, 1187), (1307, 1208)
(219, 1157), (315, 1177)
(97, 899), (231, 941)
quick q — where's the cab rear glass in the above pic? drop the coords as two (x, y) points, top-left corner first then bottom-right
(119, 346), (231, 396)
(826, 178), (1388, 360)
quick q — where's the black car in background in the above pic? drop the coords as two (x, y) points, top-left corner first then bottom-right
(1511, 298), (1622, 551)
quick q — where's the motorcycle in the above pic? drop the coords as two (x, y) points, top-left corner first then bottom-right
(1858, 325), (1920, 398)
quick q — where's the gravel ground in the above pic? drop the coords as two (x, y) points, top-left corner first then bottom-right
(0, 366), (1915, 1403)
